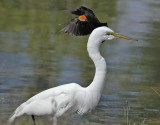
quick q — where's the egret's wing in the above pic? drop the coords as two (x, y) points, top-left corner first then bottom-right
(9, 91), (74, 120)
(9, 83), (80, 121)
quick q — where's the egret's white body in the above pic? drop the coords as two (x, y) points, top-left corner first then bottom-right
(9, 26), (133, 125)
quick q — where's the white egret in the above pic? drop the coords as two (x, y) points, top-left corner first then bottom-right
(8, 26), (137, 125)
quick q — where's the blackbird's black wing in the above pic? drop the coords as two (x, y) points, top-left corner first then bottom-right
(61, 17), (96, 36)
(61, 6), (108, 36)
(83, 8), (108, 27)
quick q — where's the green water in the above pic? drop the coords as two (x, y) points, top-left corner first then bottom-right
(0, 0), (160, 124)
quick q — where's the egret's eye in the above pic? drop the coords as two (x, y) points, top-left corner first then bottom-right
(106, 32), (114, 35)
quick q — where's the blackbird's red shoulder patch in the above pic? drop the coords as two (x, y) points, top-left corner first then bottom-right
(78, 15), (87, 21)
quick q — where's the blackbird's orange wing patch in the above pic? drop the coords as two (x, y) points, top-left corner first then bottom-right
(78, 15), (87, 21)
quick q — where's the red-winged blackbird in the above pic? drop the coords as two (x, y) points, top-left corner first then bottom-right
(61, 6), (108, 36)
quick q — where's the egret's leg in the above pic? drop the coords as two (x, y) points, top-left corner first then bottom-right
(31, 115), (36, 125)
(53, 117), (57, 125)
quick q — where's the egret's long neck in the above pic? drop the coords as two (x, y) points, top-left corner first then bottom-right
(86, 35), (107, 93)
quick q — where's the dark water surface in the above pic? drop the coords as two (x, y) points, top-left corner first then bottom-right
(0, 0), (160, 124)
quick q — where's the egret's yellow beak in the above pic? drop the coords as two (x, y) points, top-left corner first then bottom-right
(108, 32), (138, 41)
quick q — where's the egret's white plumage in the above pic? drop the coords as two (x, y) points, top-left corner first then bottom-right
(9, 26), (133, 125)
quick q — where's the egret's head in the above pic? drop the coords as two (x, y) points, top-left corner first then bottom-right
(91, 26), (137, 43)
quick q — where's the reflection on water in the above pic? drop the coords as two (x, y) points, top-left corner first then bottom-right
(0, 0), (160, 124)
